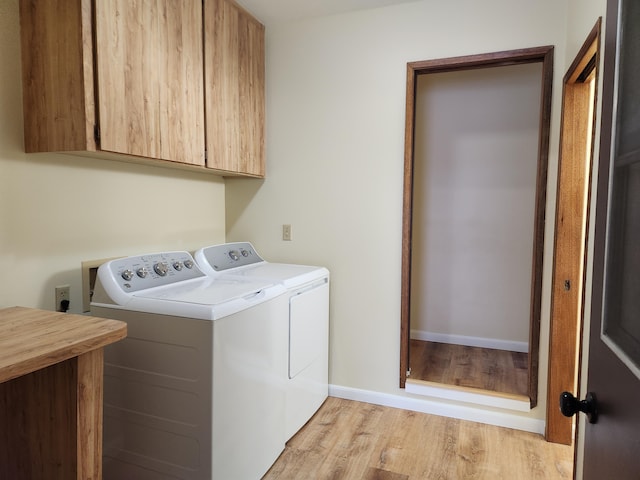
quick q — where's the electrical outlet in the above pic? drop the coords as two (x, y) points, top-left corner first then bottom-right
(55, 285), (70, 312)
(282, 224), (292, 241)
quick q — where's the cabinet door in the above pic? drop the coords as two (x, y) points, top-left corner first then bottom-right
(95, 0), (205, 166)
(205, 0), (265, 177)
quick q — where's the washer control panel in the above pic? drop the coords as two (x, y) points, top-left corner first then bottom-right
(198, 242), (264, 272)
(100, 251), (204, 293)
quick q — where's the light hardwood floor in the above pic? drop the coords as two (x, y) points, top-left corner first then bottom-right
(263, 397), (573, 480)
(409, 340), (528, 397)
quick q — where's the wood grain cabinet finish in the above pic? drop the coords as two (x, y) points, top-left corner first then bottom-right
(205, 0), (266, 177)
(95, 0), (205, 166)
(19, 0), (265, 177)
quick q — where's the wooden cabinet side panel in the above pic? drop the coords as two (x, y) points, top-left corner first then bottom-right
(0, 360), (77, 480)
(205, 0), (265, 176)
(95, 0), (205, 165)
(19, 0), (95, 153)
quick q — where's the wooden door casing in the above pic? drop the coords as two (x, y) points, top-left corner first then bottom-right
(546, 21), (601, 445)
(400, 47), (554, 410)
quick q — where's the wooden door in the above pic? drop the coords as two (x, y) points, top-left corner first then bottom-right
(581, 0), (640, 476)
(95, 0), (205, 165)
(204, 0), (265, 177)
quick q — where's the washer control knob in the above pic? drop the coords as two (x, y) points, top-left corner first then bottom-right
(121, 269), (134, 281)
(154, 262), (169, 276)
(229, 250), (240, 261)
(241, 249), (249, 257)
(173, 261), (183, 271)
(184, 259), (194, 269)
(136, 267), (148, 278)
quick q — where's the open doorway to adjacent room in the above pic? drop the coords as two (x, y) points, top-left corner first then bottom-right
(400, 47), (554, 410)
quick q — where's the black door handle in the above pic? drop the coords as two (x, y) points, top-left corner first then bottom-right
(560, 391), (598, 424)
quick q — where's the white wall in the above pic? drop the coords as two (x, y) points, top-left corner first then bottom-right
(227, 0), (569, 425)
(0, 0), (226, 312)
(411, 64), (541, 347)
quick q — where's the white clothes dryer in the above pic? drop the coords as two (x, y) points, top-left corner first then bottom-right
(90, 251), (288, 480)
(194, 242), (330, 440)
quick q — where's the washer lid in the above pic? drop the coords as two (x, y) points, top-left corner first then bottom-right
(136, 276), (277, 305)
(101, 277), (285, 320)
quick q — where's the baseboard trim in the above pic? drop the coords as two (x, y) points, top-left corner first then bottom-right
(328, 384), (544, 435)
(410, 330), (529, 353)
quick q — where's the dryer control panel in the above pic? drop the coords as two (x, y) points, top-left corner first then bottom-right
(196, 242), (264, 273)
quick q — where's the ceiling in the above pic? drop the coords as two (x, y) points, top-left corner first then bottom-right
(235, 0), (420, 26)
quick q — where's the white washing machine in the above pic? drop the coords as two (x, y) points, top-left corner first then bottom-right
(90, 251), (288, 480)
(194, 242), (330, 440)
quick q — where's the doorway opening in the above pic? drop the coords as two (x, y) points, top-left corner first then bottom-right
(400, 47), (554, 409)
(546, 20), (602, 446)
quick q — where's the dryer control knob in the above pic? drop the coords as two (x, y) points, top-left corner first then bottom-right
(184, 259), (194, 269)
(154, 262), (169, 276)
(229, 250), (240, 261)
(136, 267), (148, 278)
(173, 261), (183, 271)
(121, 269), (134, 281)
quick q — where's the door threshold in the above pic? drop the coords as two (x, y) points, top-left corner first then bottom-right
(405, 379), (531, 412)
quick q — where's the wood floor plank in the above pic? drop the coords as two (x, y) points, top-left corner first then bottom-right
(263, 397), (573, 480)
(409, 340), (528, 396)
(365, 467), (409, 480)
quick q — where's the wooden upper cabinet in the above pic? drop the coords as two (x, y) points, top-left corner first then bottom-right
(19, 0), (265, 177)
(95, 0), (205, 166)
(19, 0), (96, 154)
(205, 0), (265, 177)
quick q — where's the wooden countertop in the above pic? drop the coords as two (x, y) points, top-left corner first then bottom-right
(0, 306), (127, 384)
